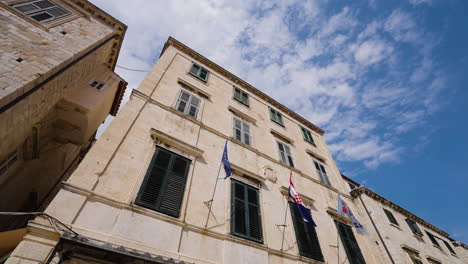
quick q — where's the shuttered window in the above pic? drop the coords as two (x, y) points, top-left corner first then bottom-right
(189, 63), (209, 82)
(410, 256), (424, 264)
(383, 209), (399, 226)
(233, 117), (251, 146)
(289, 202), (324, 261)
(269, 107), (284, 127)
(230, 180), (263, 243)
(277, 141), (294, 167)
(300, 126), (315, 145)
(443, 240), (456, 255)
(176, 90), (201, 119)
(426, 231), (441, 247)
(336, 221), (366, 264)
(405, 218), (423, 236)
(12, 0), (71, 23)
(136, 147), (190, 218)
(233, 86), (249, 106)
(314, 161), (331, 186)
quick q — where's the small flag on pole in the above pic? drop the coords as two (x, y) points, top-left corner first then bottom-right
(222, 141), (231, 179)
(289, 172), (316, 226)
(338, 194), (367, 234)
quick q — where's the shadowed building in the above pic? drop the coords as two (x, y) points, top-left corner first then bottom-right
(5, 37), (465, 264)
(0, 0), (127, 234)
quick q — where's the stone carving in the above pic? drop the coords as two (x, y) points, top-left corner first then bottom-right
(263, 166), (277, 183)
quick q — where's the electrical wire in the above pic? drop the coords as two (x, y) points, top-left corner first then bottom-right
(115, 65), (150, 72)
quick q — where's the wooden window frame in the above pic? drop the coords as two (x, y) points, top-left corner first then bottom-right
(277, 140), (294, 167)
(175, 89), (202, 119)
(10, 0), (73, 24)
(233, 116), (252, 146)
(300, 126), (316, 146)
(135, 147), (191, 218)
(269, 107), (284, 127)
(230, 179), (263, 243)
(383, 208), (399, 226)
(405, 218), (423, 237)
(314, 161), (331, 186)
(188, 62), (209, 82)
(233, 86), (249, 107)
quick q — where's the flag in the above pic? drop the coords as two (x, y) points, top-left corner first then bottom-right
(338, 194), (367, 234)
(222, 141), (231, 179)
(289, 172), (316, 226)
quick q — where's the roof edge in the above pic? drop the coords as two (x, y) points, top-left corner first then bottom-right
(160, 36), (325, 136)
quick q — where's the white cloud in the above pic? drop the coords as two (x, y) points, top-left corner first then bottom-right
(92, 0), (447, 171)
(409, 0), (433, 6)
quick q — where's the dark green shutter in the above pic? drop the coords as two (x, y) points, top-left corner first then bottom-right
(136, 147), (190, 218)
(231, 180), (262, 243)
(269, 107), (284, 126)
(405, 219), (423, 236)
(426, 231), (440, 247)
(443, 240), (456, 255)
(336, 221), (366, 264)
(383, 209), (399, 225)
(289, 203), (324, 261)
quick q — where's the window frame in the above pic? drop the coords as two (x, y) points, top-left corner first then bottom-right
(175, 89), (202, 119)
(269, 107), (284, 127)
(11, 0), (71, 24)
(405, 218), (423, 237)
(230, 179), (263, 243)
(233, 86), (249, 106)
(232, 116), (252, 146)
(314, 161), (331, 186)
(426, 231), (441, 248)
(300, 126), (316, 146)
(383, 208), (399, 226)
(188, 62), (210, 82)
(276, 140), (294, 167)
(135, 147), (191, 218)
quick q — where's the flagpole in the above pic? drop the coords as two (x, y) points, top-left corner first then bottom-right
(337, 229), (340, 264)
(204, 141), (226, 229)
(280, 198), (288, 251)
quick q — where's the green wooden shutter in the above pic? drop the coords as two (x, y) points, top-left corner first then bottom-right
(426, 231), (440, 247)
(289, 203), (324, 261)
(405, 219), (423, 236)
(383, 209), (399, 225)
(231, 180), (263, 243)
(336, 221), (366, 264)
(443, 240), (456, 255)
(136, 147), (190, 218)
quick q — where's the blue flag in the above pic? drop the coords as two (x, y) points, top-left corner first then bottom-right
(222, 141), (231, 179)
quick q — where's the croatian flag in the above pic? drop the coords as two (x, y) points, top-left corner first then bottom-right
(338, 194), (367, 235)
(222, 141), (232, 179)
(289, 172), (316, 226)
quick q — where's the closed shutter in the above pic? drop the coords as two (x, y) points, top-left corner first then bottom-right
(336, 221), (366, 264)
(405, 218), (423, 236)
(231, 180), (263, 243)
(289, 203), (324, 261)
(383, 209), (399, 225)
(136, 147), (190, 218)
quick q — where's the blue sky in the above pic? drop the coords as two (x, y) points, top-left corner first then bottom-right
(94, 0), (468, 242)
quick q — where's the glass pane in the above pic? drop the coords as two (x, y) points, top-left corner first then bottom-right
(320, 164), (326, 174)
(277, 142), (284, 151)
(30, 12), (52, 22)
(314, 161), (320, 170)
(234, 88), (241, 100)
(280, 151), (287, 163)
(244, 134), (250, 145)
(34, 0), (55, 9)
(284, 145), (291, 156)
(180, 92), (190, 101)
(241, 92), (248, 104)
(235, 128), (242, 141)
(15, 4), (39, 13)
(47, 6), (69, 18)
(177, 101), (186, 112)
(188, 106), (197, 118)
(190, 96), (200, 107)
(234, 119), (242, 129)
(287, 156), (294, 167)
(190, 64), (200, 75)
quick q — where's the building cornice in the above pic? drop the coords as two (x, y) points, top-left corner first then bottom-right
(161, 37), (325, 136)
(351, 186), (450, 238)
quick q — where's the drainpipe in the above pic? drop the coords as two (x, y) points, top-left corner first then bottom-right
(357, 193), (395, 264)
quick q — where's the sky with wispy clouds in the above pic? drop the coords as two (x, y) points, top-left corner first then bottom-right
(93, 0), (468, 242)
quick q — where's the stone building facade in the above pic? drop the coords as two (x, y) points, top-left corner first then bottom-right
(5, 37), (465, 264)
(0, 0), (126, 232)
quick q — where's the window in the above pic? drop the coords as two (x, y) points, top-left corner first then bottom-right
(290, 202), (324, 261)
(175, 90), (201, 119)
(300, 126), (315, 145)
(188, 63), (209, 82)
(427, 258), (442, 264)
(0, 151), (18, 176)
(233, 86), (249, 106)
(426, 231), (441, 247)
(269, 107), (284, 127)
(348, 182), (357, 190)
(136, 147), (190, 218)
(405, 218), (423, 236)
(314, 161), (331, 186)
(12, 0), (71, 23)
(442, 240), (456, 255)
(90, 81), (105, 89)
(277, 141), (294, 167)
(231, 180), (263, 243)
(383, 209), (399, 226)
(233, 117), (251, 146)
(336, 221), (366, 264)
(409, 255), (424, 264)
